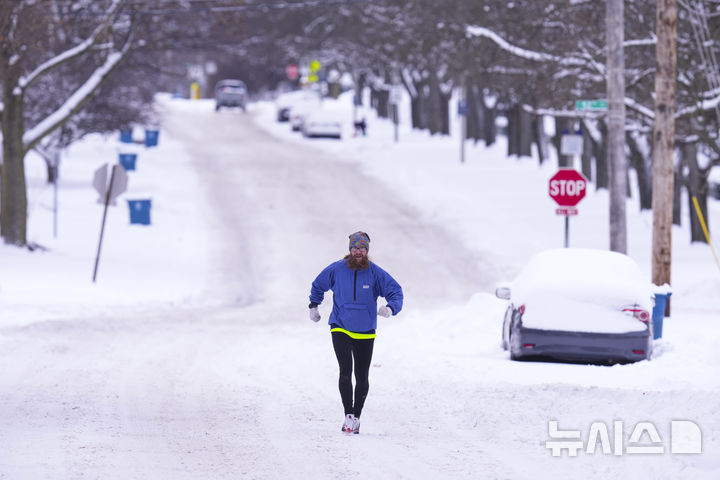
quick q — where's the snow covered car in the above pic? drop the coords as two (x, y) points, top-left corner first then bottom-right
(302, 110), (342, 139)
(275, 89), (319, 122)
(289, 99), (319, 132)
(215, 79), (248, 111)
(495, 248), (654, 363)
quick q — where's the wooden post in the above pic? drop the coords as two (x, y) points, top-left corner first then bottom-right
(652, 0), (678, 310)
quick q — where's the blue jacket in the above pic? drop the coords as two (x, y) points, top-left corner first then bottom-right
(310, 260), (403, 332)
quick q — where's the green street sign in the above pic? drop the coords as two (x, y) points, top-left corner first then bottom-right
(576, 100), (608, 111)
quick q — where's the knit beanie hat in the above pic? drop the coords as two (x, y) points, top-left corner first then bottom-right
(349, 231), (370, 251)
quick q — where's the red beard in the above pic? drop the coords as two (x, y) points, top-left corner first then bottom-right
(344, 253), (370, 270)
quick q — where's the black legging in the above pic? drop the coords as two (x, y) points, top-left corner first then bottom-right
(331, 331), (375, 418)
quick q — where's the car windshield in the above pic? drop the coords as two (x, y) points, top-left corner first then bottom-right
(216, 80), (246, 91)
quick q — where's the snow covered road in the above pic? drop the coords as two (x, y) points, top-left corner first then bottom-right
(1, 103), (500, 479)
(160, 101), (499, 311)
(1, 100), (718, 479)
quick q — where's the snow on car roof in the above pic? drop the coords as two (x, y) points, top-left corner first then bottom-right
(217, 79), (246, 87)
(305, 108), (342, 120)
(276, 89), (320, 107)
(511, 248), (653, 310)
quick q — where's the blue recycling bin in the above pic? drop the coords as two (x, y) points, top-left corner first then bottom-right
(127, 199), (151, 225)
(651, 292), (672, 340)
(458, 100), (468, 116)
(120, 129), (133, 143)
(145, 129), (159, 147)
(118, 153), (137, 171)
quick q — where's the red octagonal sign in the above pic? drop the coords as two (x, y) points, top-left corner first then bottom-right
(549, 168), (588, 207)
(285, 64), (299, 81)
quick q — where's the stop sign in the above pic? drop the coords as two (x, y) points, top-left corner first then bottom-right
(549, 168), (588, 207)
(285, 64), (299, 81)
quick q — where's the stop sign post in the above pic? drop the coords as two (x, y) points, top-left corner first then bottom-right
(92, 163), (128, 282)
(549, 168), (588, 247)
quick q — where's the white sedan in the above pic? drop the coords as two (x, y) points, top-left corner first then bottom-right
(301, 110), (343, 139)
(288, 100), (319, 132)
(276, 89), (319, 122)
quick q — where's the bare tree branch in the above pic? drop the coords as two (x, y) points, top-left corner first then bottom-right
(23, 28), (135, 151)
(18, 0), (124, 92)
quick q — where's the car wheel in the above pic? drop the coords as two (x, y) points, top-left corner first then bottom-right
(509, 339), (520, 360)
(508, 320), (521, 360)
(501, 306), (512, 350)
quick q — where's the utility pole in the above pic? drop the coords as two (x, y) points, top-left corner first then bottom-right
(53, 150), (59, 238)
(607, 0), (627, 254)
(652, 0), (678, 303)
(459, 77), (467, 164)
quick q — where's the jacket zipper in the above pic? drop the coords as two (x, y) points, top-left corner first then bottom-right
(353, 270), (358, 301)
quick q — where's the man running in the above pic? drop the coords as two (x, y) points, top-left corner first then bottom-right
(308, 231), (404, 434)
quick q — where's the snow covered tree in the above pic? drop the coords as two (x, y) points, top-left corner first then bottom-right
(1, 0), (135, 247)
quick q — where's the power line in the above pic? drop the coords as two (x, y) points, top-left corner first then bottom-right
(135, 0), (377, 15)
(27, 0), (378, 18)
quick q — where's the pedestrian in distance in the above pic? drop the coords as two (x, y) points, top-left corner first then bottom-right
(353, 117), (367, 137)
(308, 231), (403, 434)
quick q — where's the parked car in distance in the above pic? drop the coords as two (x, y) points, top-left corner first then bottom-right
(302, 110), (343, 139)
(495, 248), (654, 364)
(275, 89), (320, 122)
(289, 99), (319, 132)
(215, 79), (248, 111)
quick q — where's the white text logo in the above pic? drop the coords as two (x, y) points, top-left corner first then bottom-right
(546, 420), (702, 457)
